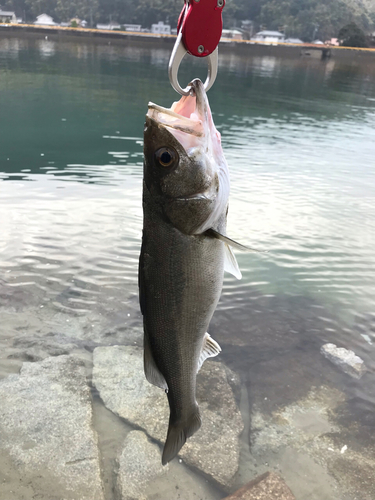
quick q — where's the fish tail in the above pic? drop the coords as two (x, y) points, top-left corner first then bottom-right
(161, 406), (202, 465)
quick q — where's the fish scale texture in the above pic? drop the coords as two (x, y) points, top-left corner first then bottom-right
(140, 78), (232, 466)
(141, 186), (225, 422)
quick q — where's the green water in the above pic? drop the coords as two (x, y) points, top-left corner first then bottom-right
(1, 35), (375, 500)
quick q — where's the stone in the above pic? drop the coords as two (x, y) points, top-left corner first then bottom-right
(0, 355), (104, 500)
(93, 345), (243, 488)
(48, 310), (143, 345)
(116, 431), (167, 500)
(7, 347), (49, 362)
(320, 343), (366, 379)
(223, 472), (296, 499)
(247, 384), (375, 500)
(25, 346), (51, 361)
(327, 451), (375, 500)
(12, 333), (78, 357)
(249, 386), (344, 500)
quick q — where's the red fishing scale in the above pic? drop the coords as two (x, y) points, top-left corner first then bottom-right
(178, 0), (226, 57)
(169, 0), (226, 95)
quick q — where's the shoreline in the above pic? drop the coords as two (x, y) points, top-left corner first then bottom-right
(1, 23), (375, 59)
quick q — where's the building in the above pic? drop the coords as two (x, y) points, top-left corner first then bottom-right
(325, 38), (339, 46)
(96, 22), (121, 30)
(123, 24), (141, 32)
(284, 37), (304, 45)
(0, 10), (17, 23)
(151, 21), (171, 35)
(35, 14), (56, 26)
(221, 29), (243, 41)
(241, 19), (254, 38)
(253, 30), (285, 45)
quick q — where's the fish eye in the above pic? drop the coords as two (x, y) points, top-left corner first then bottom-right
(155, 147), (177, 168)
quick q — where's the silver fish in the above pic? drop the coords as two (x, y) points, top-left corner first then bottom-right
(139, 79), (241, 465)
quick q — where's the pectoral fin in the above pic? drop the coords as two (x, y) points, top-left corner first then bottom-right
(197, 332), (222, 372)
(205, 228), (262, 252)
(224, 243), (242, 280)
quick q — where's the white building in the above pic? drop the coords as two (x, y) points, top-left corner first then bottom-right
(123, 24), (141, 32)
(96, 22), (121, 30)
(221, 29), (243, 41)
(241, 20), (254, 38)
(35, 14), (56, 26)
(284, 37), (304, 44)
(151, 21), (171, 35)
(0, 10), (17, 23)
(253, 30), (285, 45)
(325, 38), (339, 46)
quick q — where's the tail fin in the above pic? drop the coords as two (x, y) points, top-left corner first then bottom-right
(161, 407), (202, 465)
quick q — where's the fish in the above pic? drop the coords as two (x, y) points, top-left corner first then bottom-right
(139, 78), (244, 465)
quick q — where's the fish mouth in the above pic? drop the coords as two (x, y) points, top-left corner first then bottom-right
(175, 190), (215, 202)
(147, 79), (209, 144)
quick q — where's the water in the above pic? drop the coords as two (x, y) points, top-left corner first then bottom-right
(1, 34), (375, 499)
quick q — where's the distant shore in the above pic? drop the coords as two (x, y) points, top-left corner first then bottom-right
(1, 23), (375, 60)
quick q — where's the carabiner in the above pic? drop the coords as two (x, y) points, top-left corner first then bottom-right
(168, 0), (225, 96)
(168, 31), (218, 96)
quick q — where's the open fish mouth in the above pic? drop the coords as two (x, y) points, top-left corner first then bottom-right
(147, 103), (204, 137)
(147, 79), (212, 151)
(145, 78), (230, 234)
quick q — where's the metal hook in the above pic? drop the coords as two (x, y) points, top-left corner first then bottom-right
(168, 31), (218, 96)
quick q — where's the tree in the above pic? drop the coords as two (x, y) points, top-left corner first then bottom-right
(24, 0), (58, 21)
(133, 0), (181, 28)
(2, 0), (375, 35)
(338, 21), (369, 47)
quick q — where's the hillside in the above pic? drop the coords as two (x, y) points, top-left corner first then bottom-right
(222, 0), (375, 41)
(2, 0), (374, 40)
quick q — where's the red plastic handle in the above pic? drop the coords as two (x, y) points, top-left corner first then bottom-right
(178, 0), (225, 58)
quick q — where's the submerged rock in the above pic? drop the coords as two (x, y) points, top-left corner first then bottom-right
(10, 333), (79, 361)
(223, 471), (296, 500)
(249, 385), (375, 500)
(320, 343), (366, 379)
(0, 355), (104, 500)
(116, 431), (167, 500)
(93, 345), (243, 489)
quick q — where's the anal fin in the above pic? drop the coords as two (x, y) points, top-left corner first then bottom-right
(197, 332), (222, 372)
(144, 330), (168, 390)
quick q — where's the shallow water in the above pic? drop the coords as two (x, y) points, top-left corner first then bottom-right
(1, 35), (375, 499)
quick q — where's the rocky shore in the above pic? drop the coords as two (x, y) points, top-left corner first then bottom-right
(0, 345), (245, 500)
(0, 320), (374, 499)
